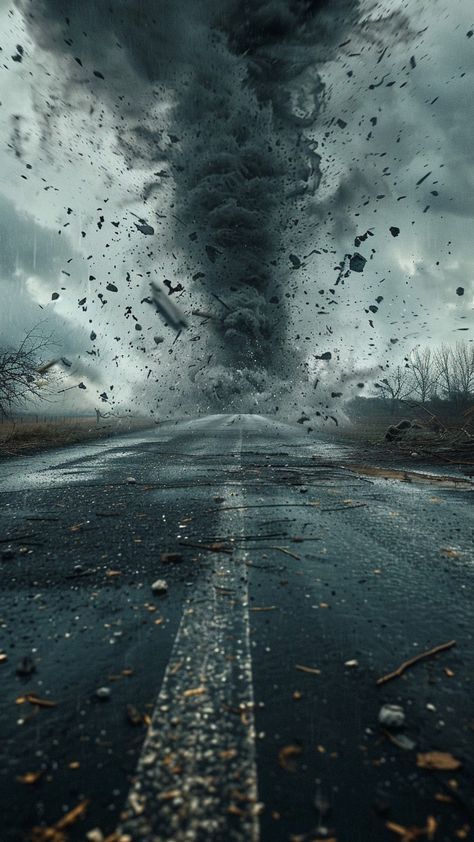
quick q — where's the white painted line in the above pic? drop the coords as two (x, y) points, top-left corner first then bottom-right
(117, 431), (260, 841)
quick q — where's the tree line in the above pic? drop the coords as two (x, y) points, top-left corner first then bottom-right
(375, 341), (474, 408)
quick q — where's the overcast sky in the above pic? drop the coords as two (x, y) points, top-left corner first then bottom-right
(0, 0), (472, 418)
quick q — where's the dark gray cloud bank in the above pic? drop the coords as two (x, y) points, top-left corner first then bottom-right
(0, 0), (472, 418)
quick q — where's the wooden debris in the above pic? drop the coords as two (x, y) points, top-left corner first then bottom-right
(250, 606), (277, 612)
(183, 686), (206, 698)
(295, 664), (321, 675)
(376, 640), (456, 686)
(386, 815), (437, 841)
(270, 546), (301, 560)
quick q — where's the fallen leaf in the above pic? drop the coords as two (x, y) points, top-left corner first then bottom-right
(417, 751), (461, 771)
(278, 743), (302, 771)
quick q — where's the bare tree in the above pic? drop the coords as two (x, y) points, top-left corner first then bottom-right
(0, 327), (56, 418)
(435, 344), (457, 400)
(452, 341), (474, 402)
(375, 365), (414, 412)
(408, 347), (438, 404)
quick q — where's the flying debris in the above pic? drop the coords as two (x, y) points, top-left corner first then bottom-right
(149, 281), (188, 331)
(134, 222), (155, 235)
(314, 351), (332, 361)
(36, 357), (74, 374)
(349, 253), (367, 273)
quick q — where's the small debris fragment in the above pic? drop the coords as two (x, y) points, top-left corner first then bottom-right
(95, 686), (111, 701)
(86, 830), (105, 842)
(295, 664), (321, 675)
(278, 743), (302, 771)
(17, 771), (42, 784)
(151, 579), (168, 595)
(126, 477), (137, 484)
(385, 732), (416, 751)
(416, 751), (462, 771)
(349, 252), (366, 272)
(344, 659), (359, 668)
(378, 704), (406, 729)
(160, 552), (183, 563)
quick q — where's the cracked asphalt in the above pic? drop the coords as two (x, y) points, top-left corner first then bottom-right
(0, 414), (472, 842)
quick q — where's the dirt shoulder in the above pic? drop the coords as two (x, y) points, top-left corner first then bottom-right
(321, 426), (474, 479)
(0, 416), (156, 459)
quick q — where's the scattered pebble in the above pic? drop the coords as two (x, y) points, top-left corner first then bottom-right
(95, 686), (111, 701)
(126, 477), (137, 484)
(344, 659), (359, 668)
(151, 579), (168, 594)
(86, 830), (105, 842)
(378, 703), (405, 729)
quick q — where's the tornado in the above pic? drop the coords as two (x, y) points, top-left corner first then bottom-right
(18, 0), (360, 406)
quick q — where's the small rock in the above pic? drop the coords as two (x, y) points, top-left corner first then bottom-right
(86, 831), (105, 842)
(378, 703), (405, 729)
(151, 579), (168, 595)
(344, 659), (359, 668)
(95, 686), (111, 701)
(389, 733), (416, 751)
(126, 477), (137, 484)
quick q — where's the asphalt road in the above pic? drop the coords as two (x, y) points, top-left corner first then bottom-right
(0, 414), (473, 842)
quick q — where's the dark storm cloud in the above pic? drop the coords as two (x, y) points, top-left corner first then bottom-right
(0, 193), (84, 352)
(17, 0), (361, 387)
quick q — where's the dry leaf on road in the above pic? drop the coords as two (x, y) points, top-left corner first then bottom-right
(416, 751), (461, 771)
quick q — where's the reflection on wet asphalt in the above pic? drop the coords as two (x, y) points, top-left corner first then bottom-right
(0, 415), (472, 842)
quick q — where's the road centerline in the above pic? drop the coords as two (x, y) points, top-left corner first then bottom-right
(117, 428), (260, 842)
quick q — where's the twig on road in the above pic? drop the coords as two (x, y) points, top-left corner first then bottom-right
(376, 640), (456, 686)
(177, 540), (233, 554)
(270, 546), (301, 560)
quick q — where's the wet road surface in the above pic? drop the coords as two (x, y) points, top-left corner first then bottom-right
(0, 414), (473, 842)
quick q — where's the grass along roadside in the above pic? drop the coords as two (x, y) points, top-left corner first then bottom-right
(0, 416), (156, 458)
